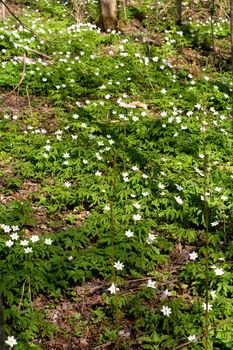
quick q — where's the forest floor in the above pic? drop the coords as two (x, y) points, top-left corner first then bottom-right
(0, 1), (232, 349)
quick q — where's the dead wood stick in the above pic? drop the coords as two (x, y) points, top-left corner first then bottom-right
(92, 342), (112, 350)
(0, 54), (26, 100)
(18, 45), (52, 60)
(9, 54), (26, 95)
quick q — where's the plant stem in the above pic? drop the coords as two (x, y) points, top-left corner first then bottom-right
(110, 147), (120, 349)
(210, 0), (215, 51)
(203, 152), (210, 350)
(123, 123), (127, 171)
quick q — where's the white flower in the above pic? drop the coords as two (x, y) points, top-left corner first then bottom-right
(30, 235), (39, 243)
(175, 184), (183, 191)
(44, 238), (53, 245)
(142, 174), (148, 178)
(72, 114), (79, 119)
(152, 56), (159, 62)
(160, 88), (167, 94)
(104, 205), (110, 211)
(132, 166), (139, 171)
(122, 172), (128, 177)
(133, 202), (141, 209)
(95, 171), (102, 176)
(133, 214), (141, 221)
(114, 261), (124, 270)
(214, 187), (222, 192)
(202, 303), (212, 311)
(24, 247), (33, 253)
(158, 183), (165, 189)
(12, 225), (19, 231)
(142, 191), (149, 196)
(108, 283), (119, 294)
(188, 335), (196, 342)
(64, 181), (72, 188)
(147, 279), (157, 289)
(83, 159), (88, 164)
(68, 256), (73, 261)
(161, 305), (172, 316)
(214, 268), (224, 276)
(63, 152), (70, 158)
(174, 196), (183, 205)
(210, 290), (217, 299)
(5, 240), (14, 247)
(44, 145), (51, 151)
(221, 195), (228, 201)
(20, 240), (29, 246)
(125, 229), (134, 238)
(123, 177), (129, 182)
(211, 221), (219, 227)
(10, 233), (19, 240)
(189, 252), (198, 261)
(1, 224), (11, 233)
(162, 289), (172, 298)
(5, 335), (17, 347)
(146, 233), (156, 244)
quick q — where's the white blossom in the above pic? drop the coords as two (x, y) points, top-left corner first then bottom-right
(5, 336), (17, 348)
(202, 303), (212, 311)
(189, 252), (198, 261)
(214, 268), (224, 276)
(125, 229), (134, 238)
(161, 305), (172, 316)
(108, 283), (119, 294)
(44, 238), (53, 245)
(188, 335), (196, 342)
(114, 261), (124, 270)
(174, 196), (183, 205)
(147, 279), (157, 289)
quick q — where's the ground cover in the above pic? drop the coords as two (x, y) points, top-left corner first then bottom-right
(0, 1), (232, 349)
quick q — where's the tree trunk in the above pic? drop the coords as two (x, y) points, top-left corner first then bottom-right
(176, 0), (182, 25)
(1, 0), (5, 21)
(99, 0), (117, 32)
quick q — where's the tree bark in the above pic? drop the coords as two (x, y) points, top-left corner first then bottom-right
(1, 0), (5, 21)
(176, 0), (182, 25)
(99, 0), (117, 32)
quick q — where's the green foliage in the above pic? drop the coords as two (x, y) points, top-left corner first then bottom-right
(0, 0), (232, 349)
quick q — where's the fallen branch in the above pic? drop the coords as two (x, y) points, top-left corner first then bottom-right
(18, 44), (52, 60)
(92, 342), (112, 350)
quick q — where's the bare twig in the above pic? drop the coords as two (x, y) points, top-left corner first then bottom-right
(0, 54), (27, 100)
(26, 83), (33, 117)
(0, 0), (38, 38)
(92, 342), (112, 350)
(18, 45), (52, 60)
(9, 54), (27, 95)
